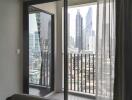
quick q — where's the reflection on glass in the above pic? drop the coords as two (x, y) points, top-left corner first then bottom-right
(29, 12), (52, 87)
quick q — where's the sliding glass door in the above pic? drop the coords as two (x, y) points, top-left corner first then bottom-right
(63, 0), (97, 100)
(28, 6), (54, 96)
(64, 0), (116, 100)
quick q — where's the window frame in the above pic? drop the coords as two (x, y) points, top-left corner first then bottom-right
(23, 0), (58, 94)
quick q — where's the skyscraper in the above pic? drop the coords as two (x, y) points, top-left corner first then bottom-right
(75, 10), (83, 52)
(83, 7), (93, 50)
(47, 20), (51, 51)
(34, 31), (40, 53)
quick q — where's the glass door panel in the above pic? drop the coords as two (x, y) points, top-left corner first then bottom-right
(66, 1), (97, 100)
(29, 6), (54, 96)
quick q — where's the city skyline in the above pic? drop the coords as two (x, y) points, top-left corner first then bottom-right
(68, 5), (97, 39)
(29, 12), (52, 86)
(68, 5), (97, 53)
(75, 10), (83, 52)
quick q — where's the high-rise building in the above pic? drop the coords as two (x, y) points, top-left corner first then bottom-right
(35, 31), (40, 53)
(83, 7), (93, 50)
(47, 20), (51, 51)
(75, 10), (83, 52)
(29, 33), (35, 52)
(36, 12), (51, 51)
(29, 33), (35, 66)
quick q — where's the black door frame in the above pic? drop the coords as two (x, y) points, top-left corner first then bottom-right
(64, 0), (68, 100)
(29, 6), (55, 94)
(23, 0), (58, 94)
(23, 0), (68, 100)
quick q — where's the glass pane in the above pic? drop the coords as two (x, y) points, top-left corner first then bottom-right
(28, 1), (64, 99)
(67, 1), (97, 100)
(29, 12), (51, 86)
(29, 6), (53, 97)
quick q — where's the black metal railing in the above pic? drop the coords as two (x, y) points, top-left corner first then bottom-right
(29, 52), (51, 87)
(68, 53), (96, 94)
(29, 52), (96, 94)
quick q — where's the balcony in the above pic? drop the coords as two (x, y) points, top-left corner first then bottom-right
(67, 53), (96, 95)
(29, 52), (96, 99)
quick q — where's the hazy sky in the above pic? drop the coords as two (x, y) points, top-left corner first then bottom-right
(29, 14), (38, 34)
(68, 4), (97, 38)
(29, 4), (97, 37)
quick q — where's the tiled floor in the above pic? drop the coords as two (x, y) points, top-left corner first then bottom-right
(29, 87), (50, 97)
(46, 93), (94, 100)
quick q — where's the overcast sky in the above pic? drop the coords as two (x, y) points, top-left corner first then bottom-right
(29, 4), (97, 38)
(68, 4), (97, 38)
(29, 14), (38, 34)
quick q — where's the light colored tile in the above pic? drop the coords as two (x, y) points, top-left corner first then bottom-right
(47, 93), (93, 100)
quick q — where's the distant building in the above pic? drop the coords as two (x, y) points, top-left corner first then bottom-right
(83, 7), (93, 51)
(34, 31), (40, 53)
(36, 12), (52, 86)
(47, 20), (51, 51)
(29, 33), (35, 66)
(36, 12), (51, 51)
(75, 10), (83, 52)
(69, 36), (75, 49)
(82, 7), (96, 53)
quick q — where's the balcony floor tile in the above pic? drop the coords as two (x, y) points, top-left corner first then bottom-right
(47, 93), (94, 100)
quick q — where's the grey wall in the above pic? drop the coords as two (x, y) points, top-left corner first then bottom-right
(0, 0), (22, 100)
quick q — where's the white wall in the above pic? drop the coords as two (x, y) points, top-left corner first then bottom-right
(0, 0), (22, 99)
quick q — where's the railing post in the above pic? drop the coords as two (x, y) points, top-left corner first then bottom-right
(85, 54), (87, 93)
(93, 54), (95, 94)
(77, 54), (80, 91)
(47, 52), (49, 86)
(74, 54), (76, 91)
(67, 53), (96, 95)
(89, 54), (91, 93)
(70, 54), (72, 90)
(81, 54), (83, 92)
